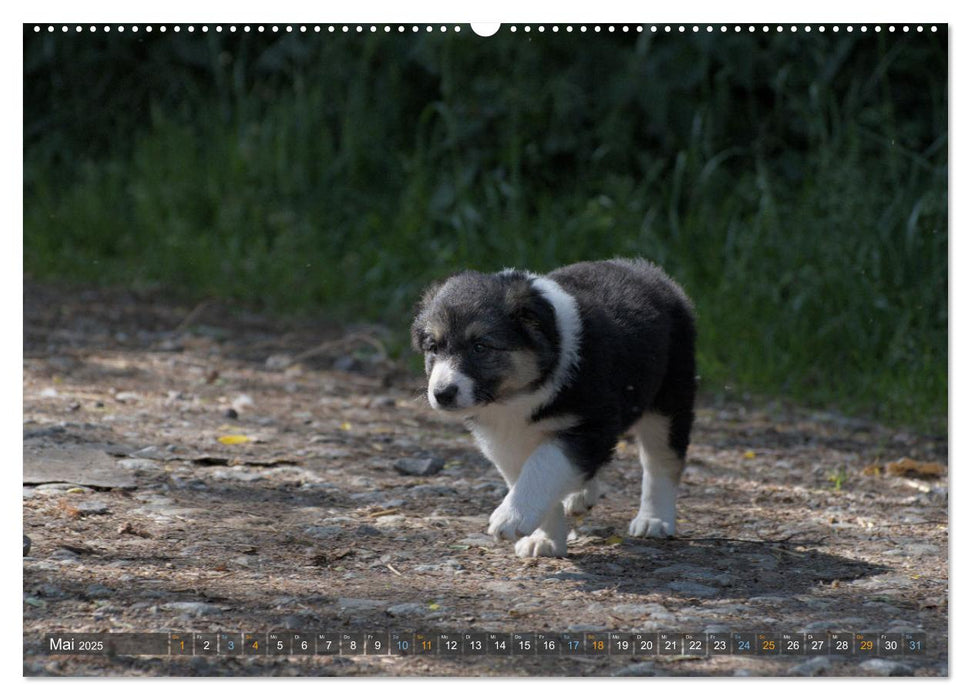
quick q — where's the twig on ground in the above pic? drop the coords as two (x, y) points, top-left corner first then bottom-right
(174, 298), (216, 333)
(282, 332), (388, 368)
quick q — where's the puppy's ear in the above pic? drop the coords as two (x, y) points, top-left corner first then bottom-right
(411, 281), (443, 352)
(506, 280), (557, 345)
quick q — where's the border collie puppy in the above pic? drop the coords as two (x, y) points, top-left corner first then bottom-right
(411, 259), (696, 557)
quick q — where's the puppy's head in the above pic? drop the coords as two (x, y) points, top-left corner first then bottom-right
(411, 270), (560, 412)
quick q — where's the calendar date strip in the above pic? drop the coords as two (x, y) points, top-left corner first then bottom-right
(44, 631), (926, 657)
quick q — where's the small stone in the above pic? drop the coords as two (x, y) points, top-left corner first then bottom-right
(337, 597), (387, 612)
(613, 662), (656, 677)
(789, 656), (831, 676)
(162, 602), (222, 616)
(458, 534), (494, 548)
(394, 457), (445, 477)
(224, 408), (239, 420)
(859, 658), (914, 676)
(117, 458), (159, 471)
(23, 535), (30, 556)
(85, 583), (113, 598)
(232, 395), (254, 413)
(51, 548), (80, 561)
(666, 580), (719, 597)
(386, 603), (428, 617)
(265, 354), (292, 370)
(34, 583), (64, 598)
(356, 525), (382, 537)
(75, 500), (110, 516)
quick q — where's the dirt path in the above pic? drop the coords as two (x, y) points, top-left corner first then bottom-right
(22, 281), (948, 677)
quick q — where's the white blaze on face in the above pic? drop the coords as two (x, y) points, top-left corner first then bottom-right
(427, 357), (475, 410)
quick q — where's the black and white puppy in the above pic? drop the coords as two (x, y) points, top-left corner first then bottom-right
(411, 259), (696, 557)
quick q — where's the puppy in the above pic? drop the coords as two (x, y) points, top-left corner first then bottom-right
(411, 259), (696, 557)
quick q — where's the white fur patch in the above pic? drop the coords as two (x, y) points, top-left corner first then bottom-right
(487, 441), (583, 542)
(628, 413), (684, 538)
(427, 357), (475, 410)
(528, 275), (582, 410)
(471, 406), (579, 486)
(514, 502), (568, 557)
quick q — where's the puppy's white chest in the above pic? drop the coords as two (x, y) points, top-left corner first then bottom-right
(469, 404), (578, 485)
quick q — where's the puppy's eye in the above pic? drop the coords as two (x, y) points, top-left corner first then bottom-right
(472, 342), (487, 354)
(426, 340), (439, 354)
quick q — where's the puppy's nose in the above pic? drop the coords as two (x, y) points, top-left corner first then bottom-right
(434, 384), (459, 407)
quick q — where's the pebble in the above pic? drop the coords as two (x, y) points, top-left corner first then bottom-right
(85, 583), (113, 598)
(356, 525), (382, 537)
(161, 601), (222, 616)
(458, 534), (494, 547)
(575, 523), (615, 537)
(610, 603), (678, 624)
(386, 603), (429, 617)
(23, 535), (31, 556)
(51, 548), (81, 561)
(414, 560), (464, 573)
(666, 581), (719, 597)
(788, 656), (831, 676)
(394, 457), (445, 477)
(859, 658), (914, 676)
(34, 583), (65, 598)
(117, 458), (160, 471)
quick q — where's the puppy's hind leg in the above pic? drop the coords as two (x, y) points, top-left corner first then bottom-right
(628, 412), (685, 538)
(562, 477), (601, 516)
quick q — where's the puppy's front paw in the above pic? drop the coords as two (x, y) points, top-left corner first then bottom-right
(628, 514), (675, 538)
(488, 497), (543, 541)
(514, 532), (567, 558)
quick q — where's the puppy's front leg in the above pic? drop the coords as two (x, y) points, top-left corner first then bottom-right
(488, 441), (582, 543)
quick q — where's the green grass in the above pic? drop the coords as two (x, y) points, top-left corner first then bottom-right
(23, 29), (947, 433)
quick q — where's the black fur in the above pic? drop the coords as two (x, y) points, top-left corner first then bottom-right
(534, 259), (696, 476)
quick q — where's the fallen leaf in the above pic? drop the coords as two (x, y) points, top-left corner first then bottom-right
(218, 435), (252, 445)
(605, 535), (624, 546)
(886, 458), (946, 479)
(428, 603), (440, 611)
(743, 450), (756, 459)
(340, 422), (352, 431)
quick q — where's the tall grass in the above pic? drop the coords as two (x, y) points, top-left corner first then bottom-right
(23, 28), (947, 431)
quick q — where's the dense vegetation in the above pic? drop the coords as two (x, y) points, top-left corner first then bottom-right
(23, 25), (947, 431)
